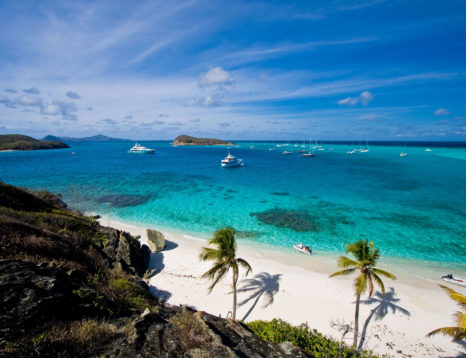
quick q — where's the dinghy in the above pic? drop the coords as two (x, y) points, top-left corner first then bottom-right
(293, 244), (312, 255)
(442, 274), (466, 287)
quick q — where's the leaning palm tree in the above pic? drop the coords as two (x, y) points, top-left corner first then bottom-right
(329, 239), (396, 347)
(427, 285), (466, 340)
(199, 227), (252, 320)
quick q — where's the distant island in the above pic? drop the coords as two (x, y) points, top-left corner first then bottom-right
(0, 134), (69, 151)
(172, 134), (235, 146)
(43, 134), (131, 142)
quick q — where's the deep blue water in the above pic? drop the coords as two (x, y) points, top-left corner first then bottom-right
(1, 141), (465, 270)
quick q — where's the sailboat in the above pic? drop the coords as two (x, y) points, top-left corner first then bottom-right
(302, 140), (315, 157)
(400, 142), (408, 157)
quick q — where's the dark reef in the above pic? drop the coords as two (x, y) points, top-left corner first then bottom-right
(250, 208), (320, 232)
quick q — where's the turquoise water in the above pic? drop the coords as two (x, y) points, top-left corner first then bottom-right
(1, 141), (465, 270)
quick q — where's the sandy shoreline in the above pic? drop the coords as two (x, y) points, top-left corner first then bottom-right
(99, 216), (465, 357)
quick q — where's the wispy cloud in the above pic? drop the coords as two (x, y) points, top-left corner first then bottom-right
(338, 91), (373, 106)
(66, 91), (80, 99)
(435, 107), (450, 116)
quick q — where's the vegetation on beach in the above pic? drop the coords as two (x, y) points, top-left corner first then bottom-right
(247, 319), (377, 358)
(427, 285), (466, 340)
(199, 227), (252, 320)
(0, 134), (69, 151)
(330, 239), (396, 348)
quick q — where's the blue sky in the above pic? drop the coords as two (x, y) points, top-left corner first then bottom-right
(0, 0), (465, 140)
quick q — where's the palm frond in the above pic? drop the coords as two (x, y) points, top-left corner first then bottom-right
(367, 274), (374, 297)
(237, 258), (252, 276)
(329, 268), (356, 277)
(199, 247), (222, 261)
(337, 256), (359, 269)
(373, 268), (396, 280)
(439, 285), (466, 308)
(202, 262), (227, 280)
(355, 274), (368, 295)
(372, 273), (386, 295)
(207, 266), (229, 293)
(427, 326), (466, 340)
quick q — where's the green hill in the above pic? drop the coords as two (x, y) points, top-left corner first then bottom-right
(0, 134), (69, 151)
(172, 134), (235, 146)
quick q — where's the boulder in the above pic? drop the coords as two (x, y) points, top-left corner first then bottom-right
(146, 229), (166, 252)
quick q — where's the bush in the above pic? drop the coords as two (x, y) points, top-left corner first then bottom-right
(246, 319), (377, 358)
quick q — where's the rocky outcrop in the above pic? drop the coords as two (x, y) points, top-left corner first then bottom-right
(0, 260), (75, 342)
(99, 227), (151, 277)
(101, 307), (309, 358)
(146, 229), (166, 252)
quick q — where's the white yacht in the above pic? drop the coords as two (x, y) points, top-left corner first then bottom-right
(128, 143), (155, 154)
(221, 151), (243, 167)
(282, 150), (293, 155)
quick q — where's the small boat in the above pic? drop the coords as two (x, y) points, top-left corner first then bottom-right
(293, 244), (312, 255)
(400, 152), (407, 157)
(347, 149), (357, 154)
(221, 151), (243, 168)
(425, 148), (432, 152)
(283, 150), (293, 155)
(128, 143), (155, 154)
(302, 152), (315, 157)
(297, 149), (309, 153)
(442, 274), (466, 287)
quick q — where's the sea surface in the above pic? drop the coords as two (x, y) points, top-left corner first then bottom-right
(1, 141), (465, 272)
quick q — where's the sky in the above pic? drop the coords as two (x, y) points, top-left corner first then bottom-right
(0, 0), (465, 140)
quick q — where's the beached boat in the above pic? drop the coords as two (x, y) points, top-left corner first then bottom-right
(128, 143), (155, 154)
(221, 151), (243, 167)
(442, 274), (466, 287)
(293, 244), (312, 255)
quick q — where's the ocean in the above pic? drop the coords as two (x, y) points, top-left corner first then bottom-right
(1, 140), (465, 272)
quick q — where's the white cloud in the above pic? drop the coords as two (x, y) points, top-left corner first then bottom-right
(195, 95), (220, 107)
(16, 94), (43, 107)
(435, 108), (450, 116)
(199, 67), (233, 88)
(338, 91), (373, 106)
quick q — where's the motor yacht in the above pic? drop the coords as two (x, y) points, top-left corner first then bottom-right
(221, 151), (243, 167)
(128, 143), (155, 154)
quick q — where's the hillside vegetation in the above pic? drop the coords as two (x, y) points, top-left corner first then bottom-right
(172, 134), (235, 146)
(0, 134), (69, 151)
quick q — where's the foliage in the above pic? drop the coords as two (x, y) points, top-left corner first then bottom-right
(0, 134), (69, 150)
(330, 239), (396, 347)
(173, 134), (234, 145)
(1, 319), (117, 357)
(169, 309), (213, 350)
(427, 285), (466, 340)
(247, 319), (378, 358)
(199, 227), (252, 320)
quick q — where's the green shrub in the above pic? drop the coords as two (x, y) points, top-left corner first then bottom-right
(246, 319), (377, 358)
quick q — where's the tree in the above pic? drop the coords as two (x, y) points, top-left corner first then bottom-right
(427, 285), (466, 340)
(329, 239), (396, 347)
(199, 228), (252, 320)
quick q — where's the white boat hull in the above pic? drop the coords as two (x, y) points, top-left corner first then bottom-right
(442, 276), (466, 287)
(293, 244), (311, 255)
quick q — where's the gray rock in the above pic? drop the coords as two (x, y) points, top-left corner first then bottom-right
(146, 229), (166, 252)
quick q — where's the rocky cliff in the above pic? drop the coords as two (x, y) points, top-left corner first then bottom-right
(0, 183), (309, 357)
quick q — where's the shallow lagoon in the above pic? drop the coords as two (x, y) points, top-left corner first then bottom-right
(1, 140), (465, 271)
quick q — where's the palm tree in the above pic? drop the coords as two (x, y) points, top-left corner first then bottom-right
(329, 239), (396, 347)
(199, 228), (252, 320)
(427, 285), (466, 340)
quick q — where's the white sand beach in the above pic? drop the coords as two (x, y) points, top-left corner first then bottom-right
(102, 217), (465, 358)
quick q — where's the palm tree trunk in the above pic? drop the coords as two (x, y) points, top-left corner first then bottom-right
(353, 294), (361, 347)
(232, 269), (237, 320)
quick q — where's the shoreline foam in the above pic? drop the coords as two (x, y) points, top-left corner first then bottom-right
(98, 214), (465, 358)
